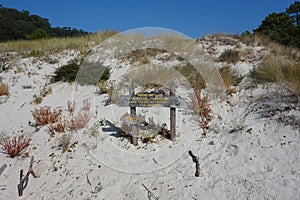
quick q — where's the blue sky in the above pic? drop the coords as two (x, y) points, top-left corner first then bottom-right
(0, 0), (296, 38)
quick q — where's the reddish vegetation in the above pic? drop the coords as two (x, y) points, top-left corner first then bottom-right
(193, 90), (212, 137)
(31, 106), (62, 125)
(1, 136), (31, 158)
(69, 100), (90, 131)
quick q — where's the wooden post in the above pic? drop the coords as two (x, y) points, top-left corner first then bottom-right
(131, 125), (138, 146)
(170, 81), (176, 141)
(129, 78), (136, 115)
(18, 169), (24, 196)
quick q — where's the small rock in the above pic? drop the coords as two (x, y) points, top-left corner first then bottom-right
(32, 163), (49, 177)
(208, 141), (214, 145)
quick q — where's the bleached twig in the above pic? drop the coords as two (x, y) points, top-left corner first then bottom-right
(141, 183), (158, 200)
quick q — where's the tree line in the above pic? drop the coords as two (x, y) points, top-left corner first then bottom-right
(1, 2), (300, 49)
(0, 5), (89, 41)
(254, 1), (300, 48)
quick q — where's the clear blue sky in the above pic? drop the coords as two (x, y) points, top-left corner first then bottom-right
(0, 0), (296, 38)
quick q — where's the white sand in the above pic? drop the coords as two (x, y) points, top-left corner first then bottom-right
(0, 36), (299, 200)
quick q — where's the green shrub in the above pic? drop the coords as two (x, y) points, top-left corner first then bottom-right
(26, 28), (50, 40)
(76, 62), (110, 85)
(240, 31), (253, 45)
(218, 49), (240, 64)
(52, 61), (79, 83)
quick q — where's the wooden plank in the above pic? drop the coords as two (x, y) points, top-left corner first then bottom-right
(131, 125), (138, 146)
(129, 78), (136, 115)
(18, 169), (23, 196)
(170, 81), (176, 141)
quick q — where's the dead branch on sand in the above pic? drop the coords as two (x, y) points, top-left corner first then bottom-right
(189, 150), (200, 177)
(141, 183), (159, 200)
(18, 156), (37, 196)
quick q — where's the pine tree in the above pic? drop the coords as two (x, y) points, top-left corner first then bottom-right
(286, 1), (300, 25)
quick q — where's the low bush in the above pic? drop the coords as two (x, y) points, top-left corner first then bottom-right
(52, 61), (80, 83)
(52, 61), (111, 86)
(76, 62), (110, 85)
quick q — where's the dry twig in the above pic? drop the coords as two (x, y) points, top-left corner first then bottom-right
(18, 156), (37, 196)
(141, 183), (159, 200)
(189, 150), (200, 177)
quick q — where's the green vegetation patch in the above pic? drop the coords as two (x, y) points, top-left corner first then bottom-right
(52, 61), (111, 85)
(52, 61), (80, 83)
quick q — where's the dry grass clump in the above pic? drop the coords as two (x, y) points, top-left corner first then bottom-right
(218, 49), (240, 64)
(0, 79), (9, 96)
(1, 135), (30, 158)
(250, 58), (300, 95)
(208, 33), (241, 45)
(219, 66), (242, 87)
(249, 35), (300, 95)
(117, 48), (166, 65)
(174, 63), (206, 90)
(0, 30), (118, 55)
(124, 64), (183, 87)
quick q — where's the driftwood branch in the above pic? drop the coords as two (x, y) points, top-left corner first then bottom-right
(18, 156), (37, 196)
(189, 151), (200, 177)
(86, 173), (91, 186)
(141, 183), (158, 200)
